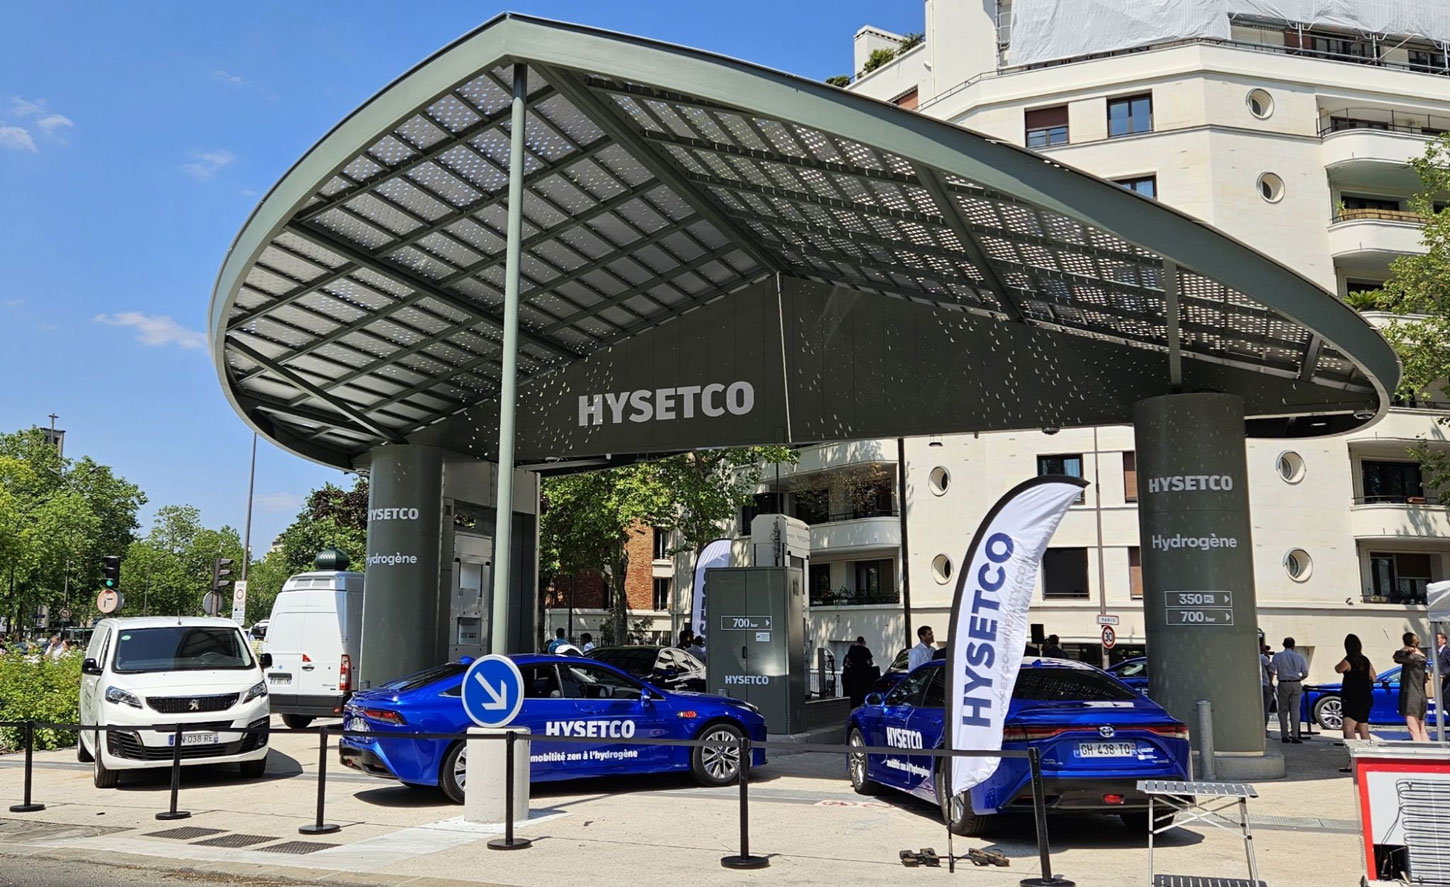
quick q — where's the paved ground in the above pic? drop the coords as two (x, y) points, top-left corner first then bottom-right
(0, 719), (1363, 887)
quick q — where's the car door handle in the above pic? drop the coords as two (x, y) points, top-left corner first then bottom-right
(301, 664), (315, 671)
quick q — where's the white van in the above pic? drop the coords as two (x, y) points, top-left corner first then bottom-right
(264, 570), (363, 728)
(79, 617), (272, 788)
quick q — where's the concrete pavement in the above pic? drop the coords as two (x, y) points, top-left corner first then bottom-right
(0, 718), (1365, 887)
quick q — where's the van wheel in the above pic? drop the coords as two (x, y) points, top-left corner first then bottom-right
(935, 763), (991, 836)
(440, 742), (466, 804)
(240, 756), (267, 778)
(93, 748), (118, 789)
(281, 714), (313, 730)
(692, 722), (745, 786)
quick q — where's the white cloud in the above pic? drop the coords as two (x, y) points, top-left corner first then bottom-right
(254, 492), (302, 514)
(212, 69), (244, 85)
(182, 148), (235, 181)
(0, 126), (36, 152)
(1, 298), (24, 309)
(94, 312), (207, 349)
(10, 97), (43, 117)
(35, 114), (72, 136)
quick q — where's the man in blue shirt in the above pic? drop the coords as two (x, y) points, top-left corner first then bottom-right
(1270, 638), (1309, 743)
(546, 627), (569, 654)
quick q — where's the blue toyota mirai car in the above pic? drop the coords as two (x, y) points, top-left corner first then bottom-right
(339, 654), (767, 802)
(846, 658), (1190, 835)
(1105, 657), (1150, 695)
(1302, 664), (1437, 730)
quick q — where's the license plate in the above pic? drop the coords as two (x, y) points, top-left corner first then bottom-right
(344, 717), (369, 733)
(166, 732), (220, 747)
(1078, 741), (1136, 758)
(269, 673), (292, 685)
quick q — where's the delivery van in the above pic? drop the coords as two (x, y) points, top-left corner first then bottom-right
(263, 570), (363, 728)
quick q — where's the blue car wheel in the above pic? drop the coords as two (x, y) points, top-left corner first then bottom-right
(847, 728), (882, 796)
(439, 741), (467, 804)
(935, 761), (992, 836)
(1313, 695), (1343, 731)
(692, 722), (745, 786)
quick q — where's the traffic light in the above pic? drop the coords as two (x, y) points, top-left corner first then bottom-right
(101, 555), (121, 591)
(212, 557), (234, 592)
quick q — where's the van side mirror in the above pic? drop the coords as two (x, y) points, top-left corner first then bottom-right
(865, 693), (884, 707)
(259, 653), (273, 669)
(82, 658), (101, 676)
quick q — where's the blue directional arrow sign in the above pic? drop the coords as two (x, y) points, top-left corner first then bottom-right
(460, 654), (525, 728)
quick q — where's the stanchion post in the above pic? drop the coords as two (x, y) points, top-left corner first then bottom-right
(155, 724), (190, 821)
(9, 720), (44, 813)
(1019, 747), (1073, 887)
(299, 726), (339, 835)
(489, 729), (532, 850)
(720, 734), (768, 870)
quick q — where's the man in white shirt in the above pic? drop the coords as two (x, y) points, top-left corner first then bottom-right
(908, 625), (936, 672)
(1270, 637), (1310, 743)
(580, 632), (595, 654)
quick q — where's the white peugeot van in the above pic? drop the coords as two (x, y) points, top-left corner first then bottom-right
(263, 570), (363, 728)
(79, 617), (272, 788)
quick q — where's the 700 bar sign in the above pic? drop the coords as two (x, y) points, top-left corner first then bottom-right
(1164, 589), (1234, 626)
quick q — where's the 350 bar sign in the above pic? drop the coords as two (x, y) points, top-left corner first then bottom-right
(1164, 589), (1234, 626)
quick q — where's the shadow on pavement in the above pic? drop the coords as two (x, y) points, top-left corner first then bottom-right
(352, 784), (452, 808)
(110, 749), (303, 791)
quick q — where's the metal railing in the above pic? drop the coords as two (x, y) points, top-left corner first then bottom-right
(1333, 208), (1425, 224)
(1353, 494), (1444, 506)
(1319, 109), (1450, 139)
(0, 717), (1071, 878)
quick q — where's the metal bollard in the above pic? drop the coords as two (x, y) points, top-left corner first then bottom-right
(488, 729), (531, 850)
(720, 734), (768, 869)
(9, 721), (44, 813)
(1020, 747), (1074, 887)
(299, 726), (339, 835)
(155, 724), (191, 820)
(1197, 699), (1217, 781)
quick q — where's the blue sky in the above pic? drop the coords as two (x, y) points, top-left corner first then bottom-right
(0, 1), (922, 556)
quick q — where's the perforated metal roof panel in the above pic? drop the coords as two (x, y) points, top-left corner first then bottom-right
(209, 14), (1397, 470)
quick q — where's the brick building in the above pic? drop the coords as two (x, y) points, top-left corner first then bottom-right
(544, 521), (675, 644)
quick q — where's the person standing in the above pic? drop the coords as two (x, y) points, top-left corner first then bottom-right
(908, 625), (936, 672)
(1336, 634), (1375, 744)
(1042, 634), (1067, 659)
(580, 632), (595, 654)
(1260, 643), (1275, 733)
(842, 637), (875, 707)
(1271, 637), (1309, 743)
(1436, 631), (1450, 703)
(1393, 632), (1431, 742)
(546, 627), (569, 654)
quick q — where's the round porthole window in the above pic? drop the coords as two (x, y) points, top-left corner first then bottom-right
(1258, 172), (1285, 203)
(1246, 88), (1274, 119)
(1284, 548), (1312, 582)
(929, 466), (950, 495)
(1276, 451), (1305, 484)
(932, 554), (954, 585)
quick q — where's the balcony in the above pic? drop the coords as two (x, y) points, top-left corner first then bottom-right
(1349, 496), (1450, 540)
(809, 509), (901, 555)
(1328, 211), (1426, 274)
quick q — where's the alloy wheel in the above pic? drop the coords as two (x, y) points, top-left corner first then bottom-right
(701, 728), (742, 780)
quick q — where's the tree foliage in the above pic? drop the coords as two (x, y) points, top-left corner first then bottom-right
(541, 447), (796, 642)
(274, 479), (369, 575)
(1367, 134), (1450, 491)
(123, 505), (244, 617)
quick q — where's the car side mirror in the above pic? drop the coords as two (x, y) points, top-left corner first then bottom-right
(82, 658), (101, 676)
(259, 652), (273, 669)
(865, 692), (884, 707)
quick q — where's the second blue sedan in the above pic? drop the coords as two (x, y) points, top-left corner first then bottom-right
(339, 654), (767, 802)
(847, 658), (1190, 835)
(1303, 664), (1438, 730)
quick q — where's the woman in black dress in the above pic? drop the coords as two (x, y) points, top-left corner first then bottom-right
(1334, 634), (1375, 741)
(1394, 632), (1431, 742)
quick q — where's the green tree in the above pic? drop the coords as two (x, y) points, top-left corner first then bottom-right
(275, 478), (369, 575)
(242, 548), (293, 624)
(123, 505), (244, 616)
(541, 447), (795, 644)
(1367, 134), (1450, 490)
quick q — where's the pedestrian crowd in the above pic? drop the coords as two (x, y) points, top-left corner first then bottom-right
(0, 633), (78, 660)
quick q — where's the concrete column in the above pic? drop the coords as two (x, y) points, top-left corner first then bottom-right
(360, 444), (444, 689)
(1133, 393), (1282, 778)
(464, 727), (531, 823)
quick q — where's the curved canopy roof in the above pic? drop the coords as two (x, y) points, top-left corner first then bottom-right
(210, 14), (1398, 470)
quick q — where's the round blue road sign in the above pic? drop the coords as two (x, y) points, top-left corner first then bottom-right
(461, 654), (525, 728)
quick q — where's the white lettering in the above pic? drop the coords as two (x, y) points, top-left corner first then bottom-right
(369, 507), (420, 521)
(724, 675), (771, 686)
(1145, 475), (1234, 495)
(628, 390), (653, 423)
(366, 552), (420, 566)
(543, 719), (637, 737)
(676, 385), (701, 419)
(885, 727), (924, 749)
(578, 395), (603, 427)
(726, 381), (754, 416)
(701, 383), (726, 418)
(573, 382), (757, 426)
(655, 388), (677, 421)
(605, 391), (629, 424)
(1149, 533), (1241, 552)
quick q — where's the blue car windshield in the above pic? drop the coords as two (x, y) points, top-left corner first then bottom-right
(1015, 669), (1137, 702)
(383, 662), (466, 692)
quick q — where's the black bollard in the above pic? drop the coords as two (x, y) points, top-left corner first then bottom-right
(299, 726), (339, 835)
(1019, 747), (1074, 887)
(720, 734), (768, 869)
(9, 721), (44, 813)
(488, 729), (532, 850)
(155, 724), (191, 821)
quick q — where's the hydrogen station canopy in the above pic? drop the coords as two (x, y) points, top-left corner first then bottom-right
(209, 14), (1399, 471)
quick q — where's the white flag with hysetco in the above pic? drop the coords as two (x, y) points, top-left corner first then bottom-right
(946, 475), (1088, 796)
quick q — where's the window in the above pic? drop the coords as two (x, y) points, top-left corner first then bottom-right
(920, 669), (946, 709)
(1342, 195), (1401, 213)
(740, 491), (783, 531)
(560, 663), (645, 700)
(1014, 668), (1136, 701)
(1370, 553), (1432, 605)
(894, 87), (919, 110)
(1025, 105), (1069, 148)
(1246, 88), (1274, 119)
(1361, 460), (1425, 504)
(1128, 546), (1142, 599)
(652, 577), (671, 611)
(1257, 172), (1285, 203)
(1122, 452), (1137, 502)
(521, 664), (564, 699)
(854, 559), (896, 603)
(1108, 93), (1152, 137)
(793, 488), (830, 525)
(1042, 547), (1089, 599)
(845, 478), (895, 519)
(653, 528), (669, 560)
(1409, 49), (1447, 74)
(1284, 548), (1313, 582)
(1115, 176), (1157, 199)
(112, 626), (254, 673)
(931, 554), (953, 585)
(1345, 280), (1385, 296)
(884, 665), (935, 706)
(1038, 454), (1085, 503)
(1276, 451), (1306, 483)
(809, 563), (833, 604)
(928, 466), (950, 495)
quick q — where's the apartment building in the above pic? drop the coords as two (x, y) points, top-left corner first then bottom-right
(770, 0), (1449, 681)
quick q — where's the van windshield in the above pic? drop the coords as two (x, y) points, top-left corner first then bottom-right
(112, 627), (255, 673)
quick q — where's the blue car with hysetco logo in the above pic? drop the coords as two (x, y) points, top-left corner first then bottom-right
(846, 658), (1190, 835)
(339, 654), (766, 802)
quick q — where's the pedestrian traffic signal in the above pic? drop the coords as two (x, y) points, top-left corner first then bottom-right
(212, 557), (234, 593)
(101, 555), (121, 591)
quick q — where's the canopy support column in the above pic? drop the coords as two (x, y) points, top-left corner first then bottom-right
(490, 63), (529, 655)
